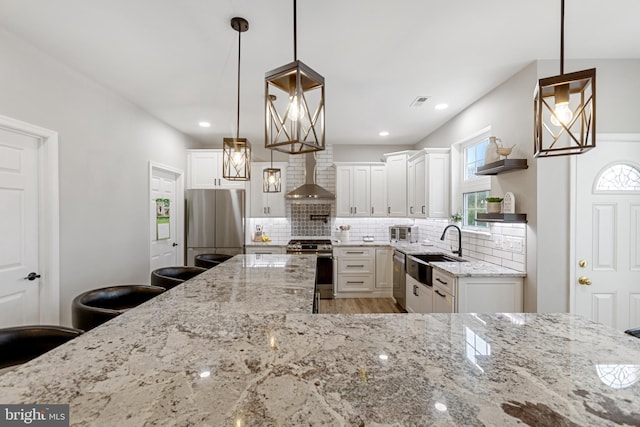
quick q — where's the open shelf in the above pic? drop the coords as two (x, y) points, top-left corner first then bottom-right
(476, 213), (527, 223)
(476, 159), (528, 175)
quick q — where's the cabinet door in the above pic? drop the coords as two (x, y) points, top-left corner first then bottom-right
(433, 285), (455, 313)
(427, 153), (450, 218)
(457, 277), (523, 313)
(264, 162), (287, 217)
(188, 150), (218, 189)
(370, 165), (387, 217)
(414, 155), (426, 218)
(352, 165), (370, 217)
(336, 166), (354, 216)
(407, 159), (416, 216)
(386, 155), (407, 216)
(406, 275), (419, 313)
(375, 248), (393, 289)
(417, 283), (433, 313)
(249, 162), (269, 217)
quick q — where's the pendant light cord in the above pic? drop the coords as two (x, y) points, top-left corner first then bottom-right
(560, 0), (565, 75)
(236, 26), (242, 138)
(293, 0), (297, 61)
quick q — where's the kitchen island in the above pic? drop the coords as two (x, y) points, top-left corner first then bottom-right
(1, 255), (639, 426)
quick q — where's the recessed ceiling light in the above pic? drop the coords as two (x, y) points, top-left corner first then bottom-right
(379, 131), (389, 137)
(199, 121), (211, 128)
(434, 104), (448, 111)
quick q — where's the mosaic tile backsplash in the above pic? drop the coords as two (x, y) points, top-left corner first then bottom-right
(291, 204), (331, 236)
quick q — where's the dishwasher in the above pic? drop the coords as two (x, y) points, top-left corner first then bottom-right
(392, 249), (407, 311)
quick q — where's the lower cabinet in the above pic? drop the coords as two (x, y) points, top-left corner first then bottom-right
(432, 269), (523, 313)
(406, 275), (432, 314)
(335, 246), (397, 296)
(375, 248), (393, 290)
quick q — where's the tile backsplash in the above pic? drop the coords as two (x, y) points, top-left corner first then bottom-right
(291, 203), (332, 236)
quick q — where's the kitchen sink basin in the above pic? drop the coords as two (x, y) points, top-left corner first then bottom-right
(410, 253), (467, 263)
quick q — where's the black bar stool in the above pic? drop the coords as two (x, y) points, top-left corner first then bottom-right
(0, 325), (83, 369)
(625, 327), (640, 338)
(72, 285), (165, 331)
(194, 254), (233, 269)
(150, 266), (207, 290)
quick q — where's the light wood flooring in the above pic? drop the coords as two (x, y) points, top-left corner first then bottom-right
(319, 298), (403, 314)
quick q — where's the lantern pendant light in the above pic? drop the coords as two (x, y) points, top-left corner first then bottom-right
(534, 0), (595, 158)
(265, 0), (325, 154)
(263, 150), (282, 193)
(223, 17), (251, 180)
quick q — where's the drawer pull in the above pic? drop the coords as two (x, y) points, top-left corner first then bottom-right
(346, 281), (365, 284)
(346, 251), (365, 254)
(435, 290), (446, 298)
(436, 278), (448, 285)
(347, 264), (364, 268)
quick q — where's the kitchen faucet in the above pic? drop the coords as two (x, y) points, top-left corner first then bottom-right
(440, 225), (462, 257)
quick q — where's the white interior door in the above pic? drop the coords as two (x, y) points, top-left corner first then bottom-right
(574, 138), (640, 331)
(0, 128), (41, 327)
(150, 163), (184, 272)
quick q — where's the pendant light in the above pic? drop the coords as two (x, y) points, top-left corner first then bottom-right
(265, 0), (325, 154)
(263, 150), (282, 192)
(534, 0), (595, 157)
(223, 17), (251, 180)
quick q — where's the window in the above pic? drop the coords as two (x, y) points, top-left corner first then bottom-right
(595, 163), (640, 192)
(453, 130), (492, 230)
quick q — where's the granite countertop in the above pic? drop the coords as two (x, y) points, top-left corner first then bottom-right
(1, 283), (639, 427)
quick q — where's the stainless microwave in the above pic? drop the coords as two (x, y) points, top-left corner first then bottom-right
(389, 225), (419, 243)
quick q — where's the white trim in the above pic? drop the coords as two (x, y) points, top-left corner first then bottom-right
(569, 133), (640, 315)
(149, 161), (185, 271)
(0, 114), (60, 324)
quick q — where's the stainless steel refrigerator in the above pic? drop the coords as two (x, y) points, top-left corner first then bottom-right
(185, 189), (245, 266)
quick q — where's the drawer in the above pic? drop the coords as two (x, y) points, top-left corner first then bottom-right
(245, 246), (284, 254)
(338, 257), (374, 274)
(337, 274), (374, 292)
(432, 269), (456, 296)
(334, 247), (375, 258)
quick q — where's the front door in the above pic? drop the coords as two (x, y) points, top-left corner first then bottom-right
(150, 164), (183, 272)
(0, 128), (41, 326)
(574, 137), (640, 330)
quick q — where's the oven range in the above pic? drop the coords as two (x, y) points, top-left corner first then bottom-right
(287, 239), (334, 300)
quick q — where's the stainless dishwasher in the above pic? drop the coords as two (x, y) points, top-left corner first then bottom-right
(392, 249), (407, 311)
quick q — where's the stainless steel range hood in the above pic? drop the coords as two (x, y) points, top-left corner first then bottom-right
(286, 153), (335, 200)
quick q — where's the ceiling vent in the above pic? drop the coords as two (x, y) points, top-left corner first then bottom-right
(410, 96), (430, 107)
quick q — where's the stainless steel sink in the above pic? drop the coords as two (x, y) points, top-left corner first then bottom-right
(409, 253), (467, 263)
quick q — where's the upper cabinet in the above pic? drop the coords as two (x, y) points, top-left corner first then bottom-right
(370, 165), (387, 217)
(335, 163), (372, 217)
(248, 162), (287, 217)
(407, 149), (450, 219)
(187, 149), (246, 189)
(384, 152), (410, 217)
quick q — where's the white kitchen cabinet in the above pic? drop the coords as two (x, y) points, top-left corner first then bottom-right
(406, 149), (450, 219)
(375, 247), (393, 289)
(384, 152), (410, 217)
(245, 246), (285, 255)
(335, 164), (374, 217)
(187, 149), (246, 189)
(432, 268), (523, 313)
(248, 162), (287, 217)
(406, 275), (432, 313)
(370, 165), (387, 217)
(334, 246), (375, 294)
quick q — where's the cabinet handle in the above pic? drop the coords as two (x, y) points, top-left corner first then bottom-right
(268, 207), (271, 214)
(347, 264), (364, 268)
(346, 281), (365, 284)
(371, 206), (374, 215)
(422, 205), (425, 214)
(435, 290), (446, 298)
(436, 278), (448, 285)
(346, 251), (365, 254)
(387, 206), (391, 214)
(354, 207), (357, 214)
(263, 207), (266, 214)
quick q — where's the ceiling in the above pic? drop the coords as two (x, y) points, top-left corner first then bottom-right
(0, 0), (639, 150)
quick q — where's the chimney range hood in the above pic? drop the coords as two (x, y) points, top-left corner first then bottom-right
(286, 153), (335, 200)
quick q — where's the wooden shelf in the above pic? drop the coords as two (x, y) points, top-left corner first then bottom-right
(476, 213), (527, 223)
(476, 159), (528, 175)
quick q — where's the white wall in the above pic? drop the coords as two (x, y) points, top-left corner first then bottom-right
(0, 28), (195, 326)
(333, 144), (415, 162)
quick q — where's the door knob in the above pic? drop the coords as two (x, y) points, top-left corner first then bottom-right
(578, 259), (588, 268)
(172, 243), (178, 247)
(578, 276), (592, 285)
(24, 272), (41, 281)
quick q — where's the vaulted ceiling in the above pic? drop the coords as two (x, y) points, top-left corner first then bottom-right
(1, 0), (638, 149)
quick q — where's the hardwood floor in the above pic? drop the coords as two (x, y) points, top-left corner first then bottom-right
(319, 298), (403, 314)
